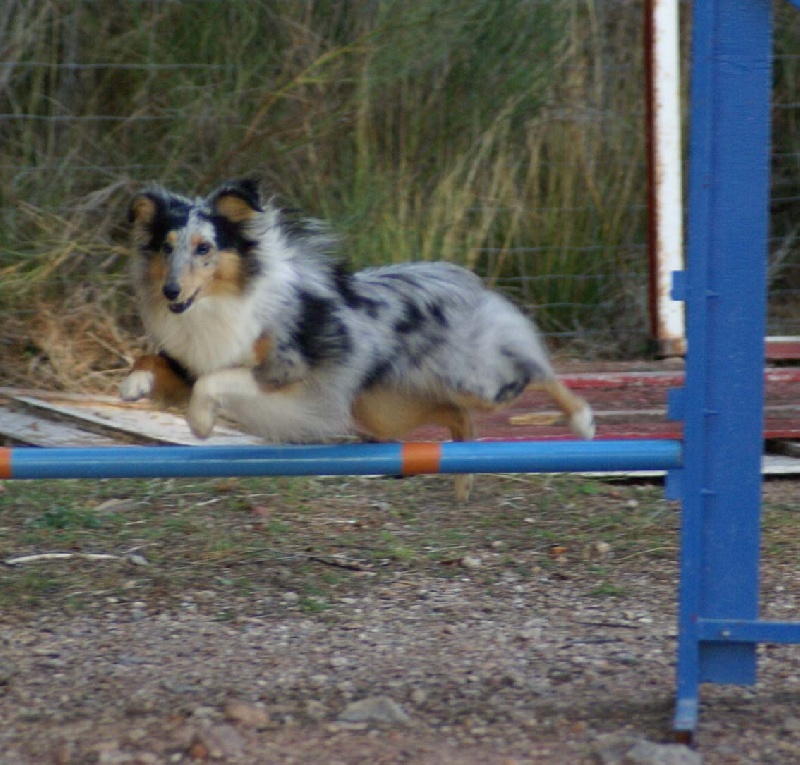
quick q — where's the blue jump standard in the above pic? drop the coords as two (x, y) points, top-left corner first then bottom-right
(671, 0), (800, 738)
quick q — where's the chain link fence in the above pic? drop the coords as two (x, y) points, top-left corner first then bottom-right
(0, 0), (798, 394)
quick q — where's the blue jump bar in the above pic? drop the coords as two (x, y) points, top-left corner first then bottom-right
(1, 439), (682, 480)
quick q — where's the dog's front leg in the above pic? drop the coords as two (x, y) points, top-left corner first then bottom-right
(186, 367), (263, 439)
(120, 353), (194, 407)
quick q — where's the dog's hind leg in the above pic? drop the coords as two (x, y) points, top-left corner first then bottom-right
(529, 379), (595, 439)
(352, 389), (476, 501)
(434, 406), (475, 503)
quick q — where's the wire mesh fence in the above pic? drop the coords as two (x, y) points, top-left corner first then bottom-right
(771, 4), (800, 339)
(0, 0), (798, 395)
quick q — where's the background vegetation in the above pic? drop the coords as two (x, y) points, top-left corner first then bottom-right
(0, 0), (799, 391)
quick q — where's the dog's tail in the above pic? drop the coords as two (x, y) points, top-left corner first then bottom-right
(528, 379), (596, 439)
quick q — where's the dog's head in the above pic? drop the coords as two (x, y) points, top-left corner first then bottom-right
(129, 179), (264, 314)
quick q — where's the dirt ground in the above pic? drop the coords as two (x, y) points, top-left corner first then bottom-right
(1, 472), (799, 764)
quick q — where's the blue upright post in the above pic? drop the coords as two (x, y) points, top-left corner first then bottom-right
(671, 0), (773, 734)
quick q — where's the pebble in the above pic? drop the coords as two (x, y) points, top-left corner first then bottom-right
(305, 699), (328, 720)
(593, 541), (613, 558)
(783, 716), (800, 734)
(191, 724), (244, 760)
(594, 735), (702, 765)
(625, 740), (702, 765)
(224, 700), (270, 728)
(0, 659), (17, 685)
(338, 695), (410, 725)
(52, 741), (74, 765)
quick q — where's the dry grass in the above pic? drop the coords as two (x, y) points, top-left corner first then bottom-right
(2, 1), (800, 391)
(0, 0), (654, 384)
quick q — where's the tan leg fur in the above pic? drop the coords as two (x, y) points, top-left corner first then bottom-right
(130, 354), (193, 407)
(527, 379), (595, 439)
(352, 388), (476, 501)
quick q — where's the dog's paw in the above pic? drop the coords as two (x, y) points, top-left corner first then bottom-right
(120, 370), (154, 401)
(186, 393), (217, 439)
(569, 403), (596, 440)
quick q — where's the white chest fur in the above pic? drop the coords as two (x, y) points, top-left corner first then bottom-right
(145, 295), (262, 375)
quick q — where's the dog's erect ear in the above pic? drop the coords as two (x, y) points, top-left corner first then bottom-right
(128, 190), (164, 228)
(209, 178), (264, 224)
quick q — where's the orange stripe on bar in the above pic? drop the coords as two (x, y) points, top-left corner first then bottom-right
(0, 448), (11, 479)
(401, 442), (442, 476)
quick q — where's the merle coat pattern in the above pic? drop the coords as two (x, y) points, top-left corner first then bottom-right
(121, 179), (594, 499)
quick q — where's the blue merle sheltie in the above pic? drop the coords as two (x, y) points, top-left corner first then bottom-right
(120, 178), (595, 499)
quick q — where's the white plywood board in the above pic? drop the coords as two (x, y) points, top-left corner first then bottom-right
(10, 395), (260, 447)
(0, 406), (121, 447)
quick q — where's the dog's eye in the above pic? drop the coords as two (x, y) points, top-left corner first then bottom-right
(161, 242), (174, 255)
(195, 242), (212, 256)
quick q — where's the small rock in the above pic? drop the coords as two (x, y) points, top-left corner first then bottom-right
(191, 706), (218, 720)
(123, 728), (147, 745)
(594, 734), (642, 765)
(0, 659), (17, 685)
(781, 716), (800, 734)
(624, 740), (702, 765)
(191, 724), (244, 760)
(186, 740), (208, 760)
(224, 700), (269, 728)
(52, 741), (74, 765)
(168, 723), (197, 752)
(305, 700), (328, 721)
(282, 591), (300, 603)
(338, 695), (410, 725)
(461, 555), (482, 570)
(593, 541), (612, 559)
(594, 735), (702, 765)
(131, 755), (160, 765)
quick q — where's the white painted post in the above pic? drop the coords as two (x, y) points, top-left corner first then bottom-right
(646, 0), (685, 356)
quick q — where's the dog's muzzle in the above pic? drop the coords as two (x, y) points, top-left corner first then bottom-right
(167, 289), (200, 314)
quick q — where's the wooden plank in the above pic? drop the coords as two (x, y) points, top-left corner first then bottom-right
(576, 454), (800, 479)
(766, 337), (800, 360)
(0, 406), (122, 447)
(560, 367), (800, 389)
(10, 395), (261, 447)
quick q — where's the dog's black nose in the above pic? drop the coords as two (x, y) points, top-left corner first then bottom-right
(163, 283), (181, 301)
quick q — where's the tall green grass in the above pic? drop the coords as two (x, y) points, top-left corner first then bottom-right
(0, 0), (651, 356)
